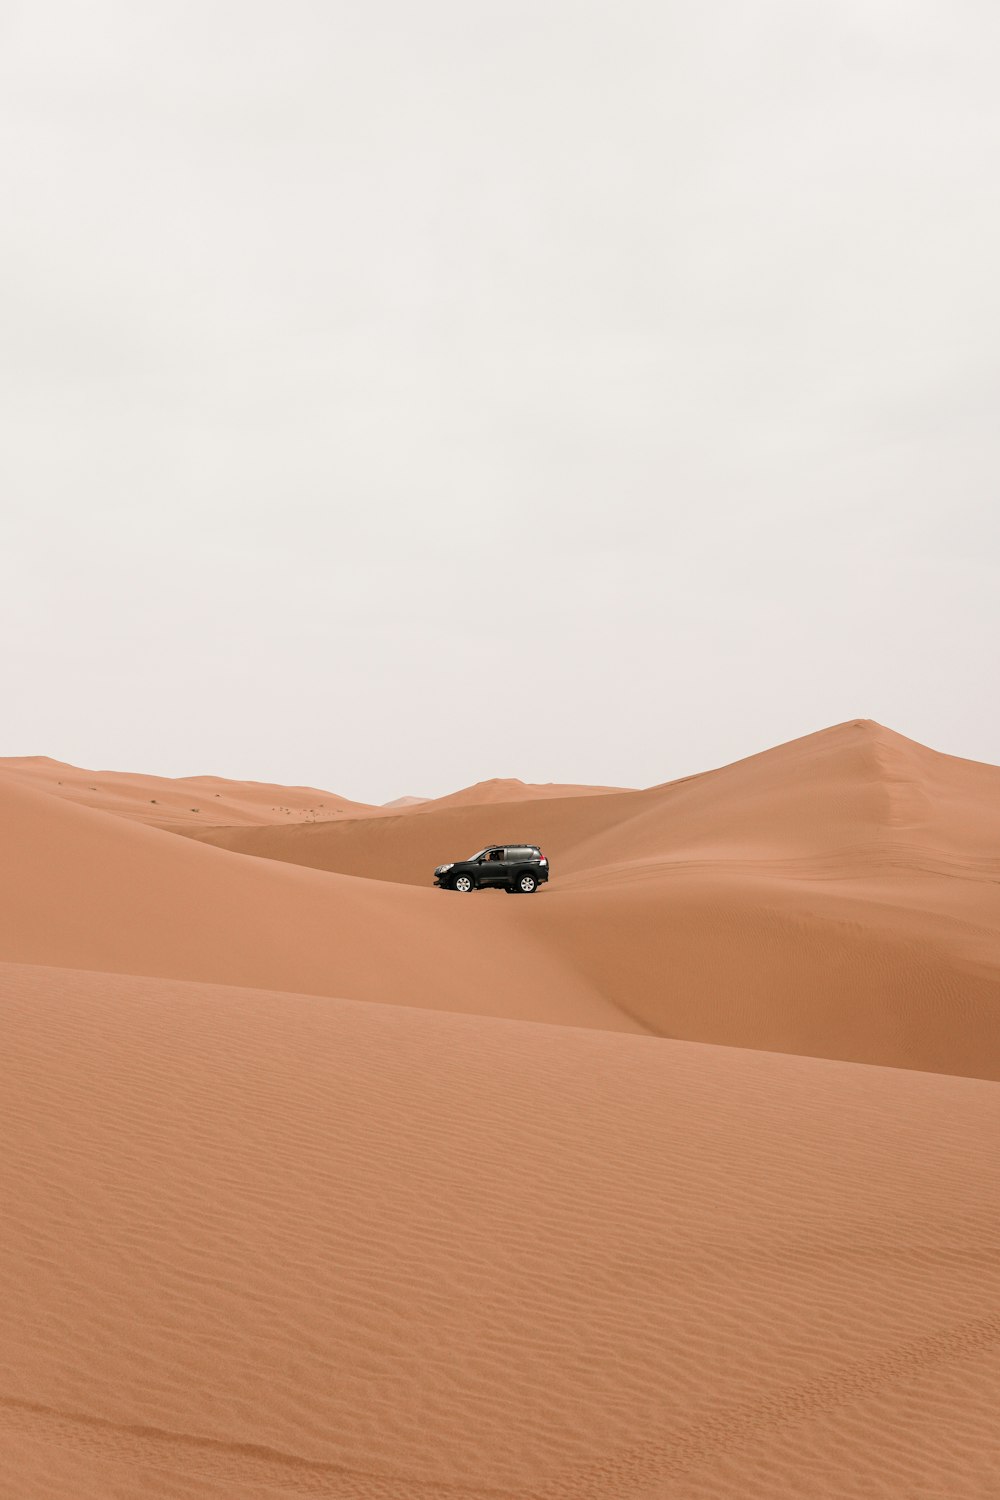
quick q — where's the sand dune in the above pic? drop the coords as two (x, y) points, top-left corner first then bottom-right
(181, 721), (1000, 1077)
(184, 720), (1000, 885)
(182, 786), (639, 885)
(0, 770), (625, 1031)
(0, 758), (624, 832)
(4, 720), (1000, 1497)
(0, 754), (375, 827)
(2, 961), (999, 1499)
(413, 775), (630, 811)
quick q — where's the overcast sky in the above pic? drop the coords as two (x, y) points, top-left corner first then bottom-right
(2, 1), (998, 801)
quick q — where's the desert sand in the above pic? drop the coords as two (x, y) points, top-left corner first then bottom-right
(178, 720), (1000, 1078)
(3, 718), (1000, 1497)
(406, 776), (630, 811)
(0, 761), (626, 832)
(0, 754), (377, 827)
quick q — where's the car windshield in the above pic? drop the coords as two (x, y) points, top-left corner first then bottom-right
(468, 848), (490, 861)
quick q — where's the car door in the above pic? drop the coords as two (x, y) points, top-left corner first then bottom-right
(479, 848), (507, 887)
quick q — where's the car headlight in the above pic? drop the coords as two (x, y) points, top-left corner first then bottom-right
(436, 863), (453, 875)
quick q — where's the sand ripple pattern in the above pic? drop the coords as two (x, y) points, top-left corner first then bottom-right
(2, 962), (999, 1497)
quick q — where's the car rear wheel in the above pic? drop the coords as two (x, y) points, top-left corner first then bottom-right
(452, 873), (474, 893)
(517, 873), (538, 894)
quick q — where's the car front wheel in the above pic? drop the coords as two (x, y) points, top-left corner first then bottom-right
(452, 873), (474, 893)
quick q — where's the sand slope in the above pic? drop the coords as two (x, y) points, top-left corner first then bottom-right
(181, 722), (1000, 1078)
(0, 771), (624, 1031)
(2, 961), (999, 1499)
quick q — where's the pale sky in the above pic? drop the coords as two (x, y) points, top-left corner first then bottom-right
(2, 1), (999, 802)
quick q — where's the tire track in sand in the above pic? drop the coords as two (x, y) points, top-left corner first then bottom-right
(532, 1310), (1000, 1498)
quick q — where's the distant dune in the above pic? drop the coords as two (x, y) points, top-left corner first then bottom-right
(0, 757), (624, 829)
(413, 775), (630, 810)
(4, 720), (1000, 1497)
(0, 754), (374, 827)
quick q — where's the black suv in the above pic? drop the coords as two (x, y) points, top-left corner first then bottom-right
(434, 845), (549, 894)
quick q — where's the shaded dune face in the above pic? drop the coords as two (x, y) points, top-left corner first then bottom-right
(177, 720), (1000, 1078)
